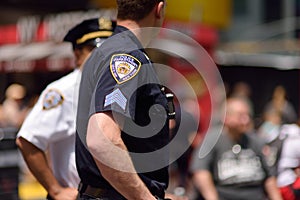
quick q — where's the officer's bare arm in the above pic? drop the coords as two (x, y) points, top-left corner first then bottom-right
(16, 137), (78, 200)
(86, 112), (156, 200)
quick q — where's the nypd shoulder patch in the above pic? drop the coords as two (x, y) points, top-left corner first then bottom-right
(110, 54), (141, 84)
(43, 89), (64, 110)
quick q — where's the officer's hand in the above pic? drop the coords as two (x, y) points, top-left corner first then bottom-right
(52, 187), (78, 200)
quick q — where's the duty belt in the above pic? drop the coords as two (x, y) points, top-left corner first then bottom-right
(78, 182), (167, 200)
(78, 183), (125, 200)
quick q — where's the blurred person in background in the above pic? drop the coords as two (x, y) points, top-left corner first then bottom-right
(230, 81), (253, 113)
(257, 109), (283, 175)
(15, 18), (115, 200)
(263, 85), (297, 125)
(258, 85), (298, 180)
(169, 97), (198, 198)
(230, 81), (254, 131)
(276, 123), (300, 200)
(0, 83), (29, 128)
(190, 97), (282, 200)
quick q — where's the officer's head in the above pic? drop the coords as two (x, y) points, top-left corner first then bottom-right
(116, 0), (165, 24)
(64, 17), (116, 67)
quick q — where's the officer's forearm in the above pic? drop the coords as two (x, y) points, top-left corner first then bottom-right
(96, 155), (156, 200)
(16, 137), (64, 197)
(87, 113), (156, 200)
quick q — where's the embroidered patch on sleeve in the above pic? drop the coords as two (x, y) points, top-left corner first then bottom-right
(110, 54), (141, 84)
(104, 88), (127, 111)
(43, 89), (64, 110)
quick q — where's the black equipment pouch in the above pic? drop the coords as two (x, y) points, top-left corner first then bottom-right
(166, 93), (175, 119)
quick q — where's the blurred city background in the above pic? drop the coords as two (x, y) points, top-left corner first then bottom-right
(0, 0), (299, 199)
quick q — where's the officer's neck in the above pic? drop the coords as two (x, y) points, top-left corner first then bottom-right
(117, 19), (153, 47)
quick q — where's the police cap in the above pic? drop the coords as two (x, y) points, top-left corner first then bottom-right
(63, 17), (116, 49)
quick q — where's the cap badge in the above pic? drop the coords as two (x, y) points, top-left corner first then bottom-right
(99, 18), (113, 30)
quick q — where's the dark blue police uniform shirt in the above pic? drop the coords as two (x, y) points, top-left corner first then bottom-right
(76, 25), (169, 197)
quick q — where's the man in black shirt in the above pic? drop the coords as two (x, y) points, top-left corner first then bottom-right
(190, 97), (283, 200)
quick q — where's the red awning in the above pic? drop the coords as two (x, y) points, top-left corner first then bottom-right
(0, 42), (75, 73)
(0, 17), (218, 73)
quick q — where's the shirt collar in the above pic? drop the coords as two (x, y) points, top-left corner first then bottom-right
(113, 25), (144, 50)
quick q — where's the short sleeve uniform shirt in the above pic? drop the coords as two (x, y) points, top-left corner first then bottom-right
(76, 26), (169, 197)
(17, 69), (81, 188)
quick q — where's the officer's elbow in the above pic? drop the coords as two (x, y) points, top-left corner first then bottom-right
(15, 136), (35, 154)
(86, 131), (114, 166)
(15, 136), (24, 150)
(86, 133), (101, 154)
(86, 118), (109, 156)
(87, 113), (122, 155)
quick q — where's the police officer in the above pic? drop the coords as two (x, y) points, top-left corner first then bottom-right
(75, 0), (172, 199)
(16, 18), (115, 200)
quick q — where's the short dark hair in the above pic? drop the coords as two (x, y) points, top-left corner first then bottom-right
(117, 0), (164, 21)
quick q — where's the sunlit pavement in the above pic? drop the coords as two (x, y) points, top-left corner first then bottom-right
(18, 178), (47, 200)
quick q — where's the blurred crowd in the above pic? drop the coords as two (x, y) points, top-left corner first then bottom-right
(0, 83), (31, 129)
(0, 80), (299, 200)
(168, 81), (299, 200)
